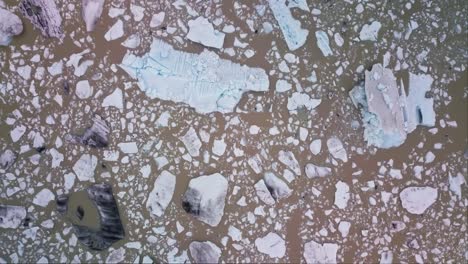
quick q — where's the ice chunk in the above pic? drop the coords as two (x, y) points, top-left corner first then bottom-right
(76, 80), (93, 99)
(73, 154), (97, 181)
(406, 73), (435, 132)
(399, 186), (437, 214)
(261, 172), (292, 202)
(449, 173), (466, 199)
(334, 181), (350, 209)
(255, 232), (286, 258)
(0, 8), (23, 46)
(315, 31), (332, 57)
(303, 240), (338, 264)
(67, 50), (93, 77)
(276, 79), (292, 93)
(182, 173), (228, 226)
(130, 4), (145, 22)
(120, 39), (269, 114)
(189, 241), (221, 263)
(287, 92), (321, 112)
(254, 179), (276, 206)
(180, 127), (202, 157)
(81, 0), (104, 32)
(122, 34), (140, 49)
(10, 124), (26, 143)
(102, 88), (124, 109)
(268, 0), (309, 51)
(309, 139), (321, 155)
(327, 137), (347, 162)
(33, 188), (55, 207)
(104, 19), (124, 41)
(48, 61), (63, 76)
(338, 221), (351, 237)
(305, 163), (331, 178)
(278, 150), (301, 175)
(359, 21), (381, 41)
(106, 248), (125, 263)
(0, 149), (17, 171)
(66, 115), (110, 148)
(287, 0), (310, 11)
(186, 16), (225, 49)
(19, 0), (64, 40)
(212, 139), (227, 156)
(0, 205), (26, 228)
(118, 142), (138, 154)
(150, 12), (165, 28)
(380, 251), (393, 264)
(146, 171), (176, 217)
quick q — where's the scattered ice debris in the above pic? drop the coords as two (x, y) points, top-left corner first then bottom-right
(327, 137), (348, 162)
(0, 205), (26, 228)
(59, 183), (125, 250)
(189, 241), (221, 263)
(75, 80), (93, 99)
(19, 0), (64, 40)
(180, 127), (202, 157)
(102, 88), (124, 109)
(305, 163), (332, 178)
(275, 79), (292, 93)
(303, 240), (339, 264)
(0, 8), (23, 46)
(256, 172), (292, 204)
(73, 154), (97, 181)
(309, 139), (321, 155)
(182, 173), (228, 227)
(399, 186), (438, 214)
(268, 0), (309, 51)
(449, 173), (465, 199)
(81, 0), (104, 32)
(186, 16), (225, 49)
(359, 21), (382, 41)
(120, 39), (269, 114)
(146, 171), (176, 217)
(278, 150), (301, 175)
(66, 115), (110, 148)
(104, 19), (124, 41)
(150, 12), (165, 28)
(287, 92), (321, 112)
(33, 188), (55, 207)
(350, 64), (436, 148)
(0, 149), (17, 171)
(315, 31), (333, 57)
(118, 142), (138, 154)
(255, 232), (286, 258)
(334, 181), (350, 209)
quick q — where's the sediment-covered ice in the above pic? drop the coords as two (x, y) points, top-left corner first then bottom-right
(186, 16), (225, 49)
(189, 241), (221, 263)
(349, 64), (436, 149)
(267, 0), (309, 51)
(255, 232), (286, 258)
(182, 173), (228, 227)
(19, 0), (64, 40)
(146, 171), (176, 217)
(303, 240), (339, 264)
(305, 163), (332, 178)
(0, 205), (27, 228)
(399, 186), (438, 214)
(0, 149), (17, 171)
(120, 38), (269, 114)
(81, 0), (104, 32)
(0, 8), (23, 46)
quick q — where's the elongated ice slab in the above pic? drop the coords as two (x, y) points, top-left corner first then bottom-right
(120, 39), (269, 114)
(315, 31), (332, 57)
(268, 0), (309, 51)
(82, 0), (104, 32)
(146, 171), (176, 217)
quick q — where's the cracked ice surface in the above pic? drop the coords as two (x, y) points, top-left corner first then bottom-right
(120, 38), (269, 114)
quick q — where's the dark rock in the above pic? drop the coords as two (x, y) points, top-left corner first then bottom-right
(182, 188), (201, 216)
(56, 195), (68, 214)
(66, 115), (110, 148)
(19, 0), (64, 40)
(76, 206), (84, 220)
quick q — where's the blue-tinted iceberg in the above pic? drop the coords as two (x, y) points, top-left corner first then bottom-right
(120, 39), (269, 114)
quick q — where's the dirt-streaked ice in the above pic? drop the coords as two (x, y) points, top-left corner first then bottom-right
(120, 39), (269, 114)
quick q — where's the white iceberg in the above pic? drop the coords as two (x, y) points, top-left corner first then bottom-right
(268, 0), (309, 51)
(119, 38), (269, 114)
(186, 16), (225, 49)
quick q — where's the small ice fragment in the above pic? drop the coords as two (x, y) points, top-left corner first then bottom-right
(186, 16), (225, 49)
(150, 12), (165, 28)
(33, 189), (55, 207)
(102, 88), (124, 109)
(359, 21), (382, 41)
(212, 139), (227, 156)
(130, 4), (145, 22)
(309, 139), (321, 155)
(278, 150), (301, 175)
(276, 79), (292, 93)
(0, 149), (17, 171)
(10, 125), (26, 143)
(255, 232), (286, 258)
(327, 137), (347, 162)
(263, 172), (292, 200)
(189, 241), (221, 264)
(104, 19), (124, 41)
(0, 205), (27, 228)
(334, 181), (350, 209)
(75, 80), (93, 99)
(399, 186), (438, 214)
(338, 221), (351, 237)
(118, 142), (138, 154)
(315, 30), (332, 56)
(380, 251), (393, 264)
(48, 60), (63, 76)
(122, 34), (140, 49)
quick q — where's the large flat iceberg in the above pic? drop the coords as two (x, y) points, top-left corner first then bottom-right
(120, 39), (269, 114)
(350, 64), (435, 149)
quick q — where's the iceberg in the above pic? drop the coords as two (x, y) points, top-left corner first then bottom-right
(120, 38), (269, 114)
(268, 0), (309, 51)
(349, 64), (435, 149)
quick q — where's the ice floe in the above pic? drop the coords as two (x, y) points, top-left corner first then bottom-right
(102, 88), (124, 109)
(0, 205), (26, 228)
(73, 154), (97, 181)
(315, 31), (333, 57)
(66, 115), (110, 148)
(359, 21), (382, 41)
(255, 172), (292, 204)
(180, 127), (202, 157)
(399, 186), (438, 214)
(334, 181), (350, 209)
(75, 80), (93, 99)
(19, 0), (64, 40)
(105, 19), (124, 41)
(189, 241), (221, 263)
(120, 39), (269, 114)
(146, 171), (176, 217)
(278, 150), (301, 175)
(449, 173), (465, 199)
(287, 92), (321, 112)
(33, 188), (55, 207)
(0, 149), (17, 171)
(303, 240), (338, 264)
(182, 173), (228, 227)
(305, 163), (332, 178)
(186, 16), (225, 49)
(268, 0), (309, 51)
(309, 139), (321, 155)
(255, 232), (286, 258)
(0, 8), (23, 46)
(81, 0), (104, 32)
(327, 137), (348, 162)
(150, 12), (165, 28)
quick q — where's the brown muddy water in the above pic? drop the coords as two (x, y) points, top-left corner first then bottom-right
(0, 0), (467, 263)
